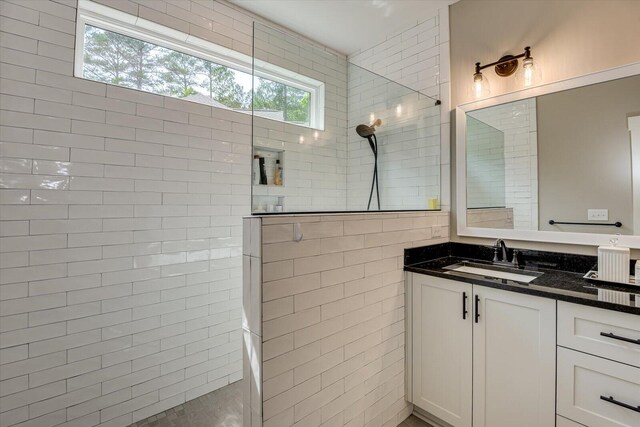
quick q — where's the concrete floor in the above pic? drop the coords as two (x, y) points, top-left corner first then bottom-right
(129, 380), (242, 427)
(129, 380), (432, 427)
(399, 415), (435, 427)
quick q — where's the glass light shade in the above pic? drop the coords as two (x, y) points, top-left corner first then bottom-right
(515, 57), (541, 87)
(472, 72), (490, 99)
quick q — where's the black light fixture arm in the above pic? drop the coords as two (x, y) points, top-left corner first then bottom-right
(475, 46), (531, 73)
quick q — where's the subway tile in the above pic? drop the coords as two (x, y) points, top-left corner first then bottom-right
(66, 309), (131, 335)
(28, 383), (101, 418)
(28, 274), (101, 296)
(29, 357), (101, 388)
(29, 219), (102, 235)
(28, 330), (101, 358)
(66, 388), (132, 421)
(28, 302), (101, 327)
(0, 282), (28, 300)
(0, 234), (66, 253)
(33, 160), (104, 177)
(0, 343), (27, 364)
(0, 292), (66, 316)
(0, 351), (66, 381)
(0, 321), (67, 350)
(1, 142), (69, 161)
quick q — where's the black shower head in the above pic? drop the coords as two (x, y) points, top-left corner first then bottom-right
(355, 124), (378, 155)
(355, 118), (382, 139)
(356, 124), (375, 138)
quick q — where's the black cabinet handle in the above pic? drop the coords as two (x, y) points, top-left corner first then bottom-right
(600, 332), (640, 345)
(600, 395), (640, 413)
(474, 295), (480, 323)
(462, 292), (468, 319)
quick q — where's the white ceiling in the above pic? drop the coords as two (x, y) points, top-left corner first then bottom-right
(229, 0), (457, 56)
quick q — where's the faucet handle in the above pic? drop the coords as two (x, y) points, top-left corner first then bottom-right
(493, 246), (500, 263)
(512, 250), (520, 267)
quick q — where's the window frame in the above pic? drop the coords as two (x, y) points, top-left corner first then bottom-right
(74, 0), (325, 130)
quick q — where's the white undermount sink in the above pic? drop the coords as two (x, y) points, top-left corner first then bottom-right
(443, 262), (542, 284)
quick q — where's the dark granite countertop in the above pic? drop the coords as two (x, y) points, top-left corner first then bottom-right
(405, 243), (640, 316)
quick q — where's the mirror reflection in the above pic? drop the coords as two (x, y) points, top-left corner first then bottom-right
(466, 74), (640, 235)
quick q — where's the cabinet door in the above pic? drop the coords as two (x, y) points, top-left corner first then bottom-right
(473, 287), (556, 427)
(412, 275), (472, 427)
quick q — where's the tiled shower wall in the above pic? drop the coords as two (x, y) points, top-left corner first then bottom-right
(346, 66), (441, 210)
(243, 211), (449, 427)
(0, 1), (328, 426)
(252, 24), (348, 212)
(348, 8), (451, 211)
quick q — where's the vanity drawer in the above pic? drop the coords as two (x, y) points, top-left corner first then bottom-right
(557, 301), (640, 367)
(558, 347), (640, 427)
(556, 415), (585, 427)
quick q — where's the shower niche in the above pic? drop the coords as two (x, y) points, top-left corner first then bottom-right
(252, 145), (285, 212)
(251, 22), (441, 213)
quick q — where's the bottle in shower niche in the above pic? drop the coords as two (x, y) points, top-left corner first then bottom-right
(259, 157), (268, 185)
(273, 160), (283, 186)
(253, 155), (261, 185)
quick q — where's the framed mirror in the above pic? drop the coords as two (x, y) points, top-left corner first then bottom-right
(456, 62), (640, 248)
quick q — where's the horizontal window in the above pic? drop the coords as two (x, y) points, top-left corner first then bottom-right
(74, 0), (323, 129)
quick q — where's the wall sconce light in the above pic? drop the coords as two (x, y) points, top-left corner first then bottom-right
(472, 46), (540, 98)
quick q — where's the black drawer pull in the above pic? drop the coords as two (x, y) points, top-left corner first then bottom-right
(474, 295), (480, 323)
(600, 332), (640, 345)
(462, 292), (468, 320)
(600, 395), (640, 413)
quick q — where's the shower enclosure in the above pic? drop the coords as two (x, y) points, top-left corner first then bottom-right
(251, 22), (441, 213)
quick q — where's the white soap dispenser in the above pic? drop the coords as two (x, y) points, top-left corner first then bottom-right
(597, 235), (630, 283)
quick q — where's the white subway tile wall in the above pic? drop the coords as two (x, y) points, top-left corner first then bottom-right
(348, 9), (451, 211)
(248, 212), (449, 427)
(346, 65), (441, 210)
(0, 0), (325, 426)
(251, 24), (348, 212)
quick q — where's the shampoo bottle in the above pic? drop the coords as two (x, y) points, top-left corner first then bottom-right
(273, 160), (283, 186)
(259, 157), (268, 185)
(253, 155), (260, 185)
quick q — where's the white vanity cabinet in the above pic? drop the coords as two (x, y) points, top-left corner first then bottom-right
(410, 273), (556, 427)
(557, 302), (640, 427)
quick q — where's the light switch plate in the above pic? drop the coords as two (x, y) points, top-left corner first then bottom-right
(588, 209), (609, 221)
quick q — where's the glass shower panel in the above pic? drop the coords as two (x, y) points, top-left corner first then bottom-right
(347, 63), (441, 211)
(251, 22), (348, 213)
(251, 23), (441, 213)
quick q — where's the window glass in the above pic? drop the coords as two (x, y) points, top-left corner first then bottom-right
(82, 25), (310, 125)
(252, 77), (310, 125)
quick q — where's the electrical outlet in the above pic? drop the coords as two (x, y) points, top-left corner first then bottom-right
(588, 209), (609, 221)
